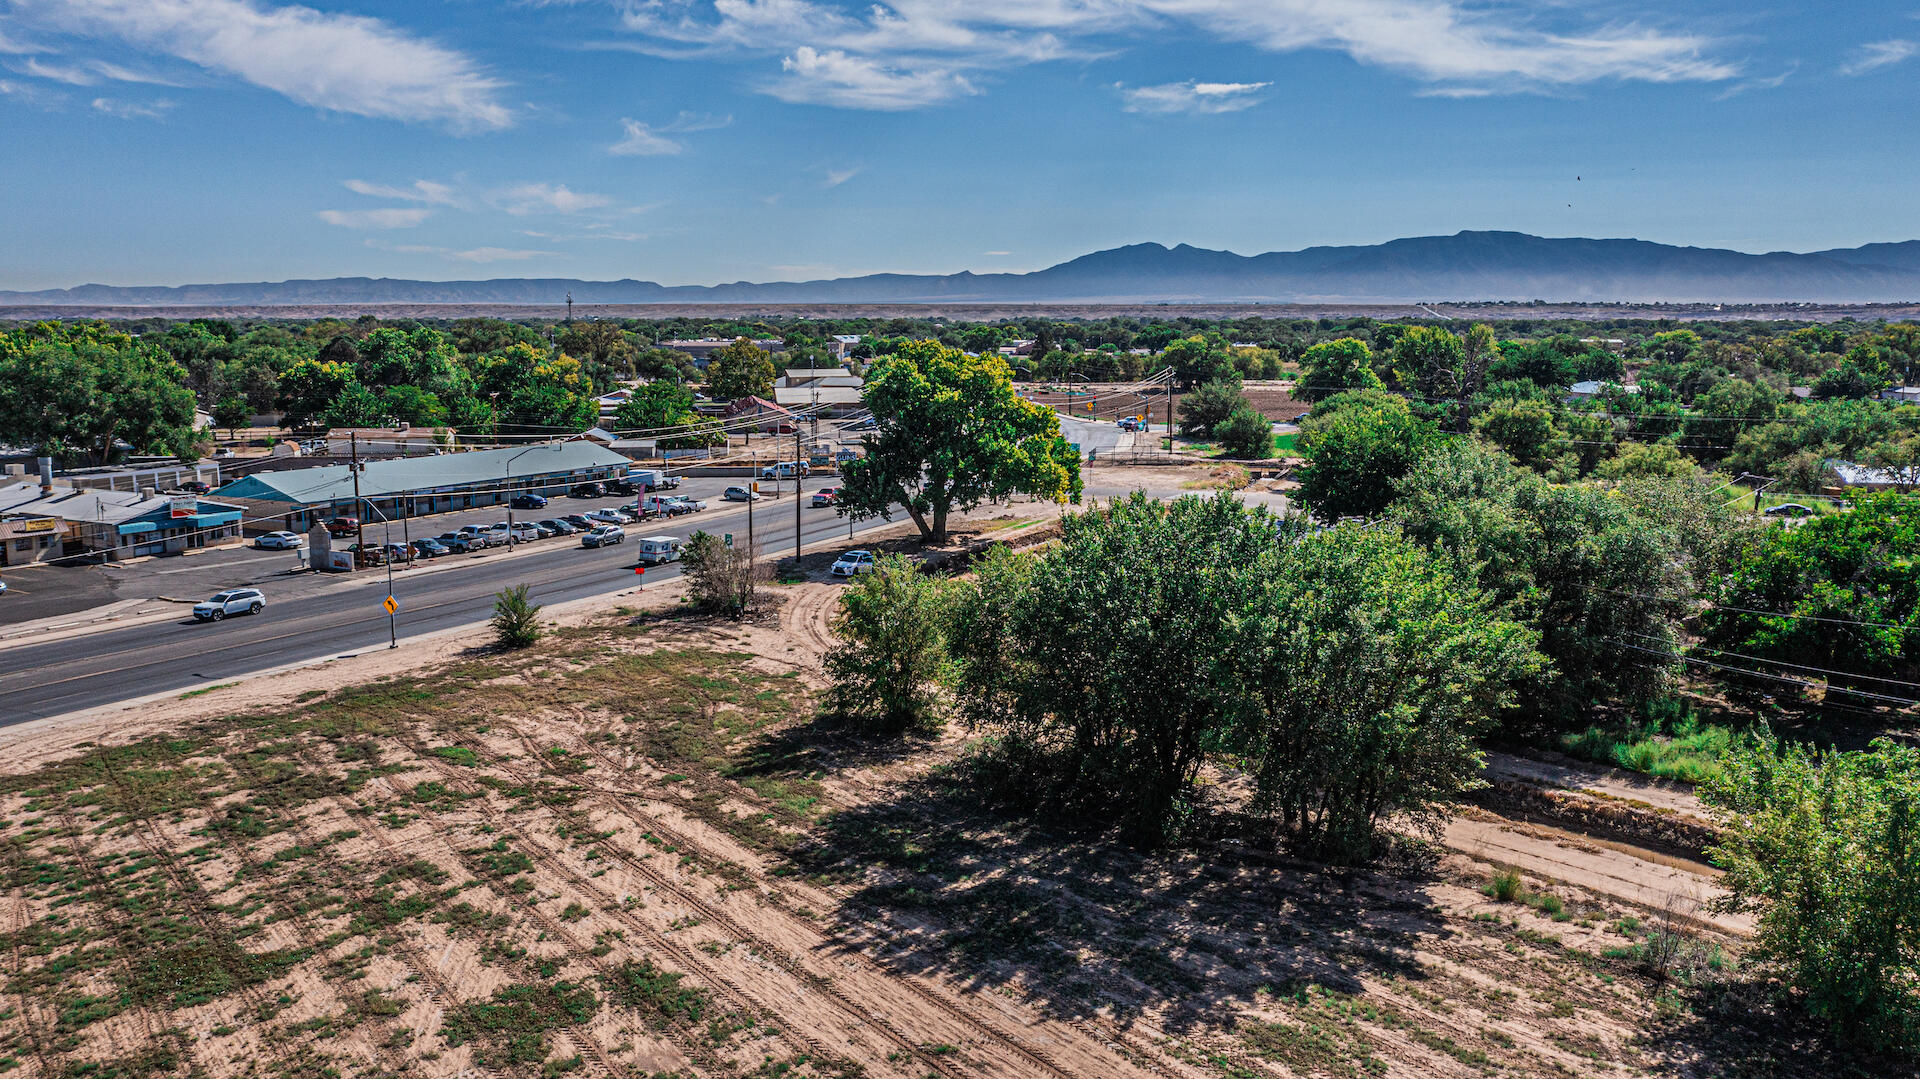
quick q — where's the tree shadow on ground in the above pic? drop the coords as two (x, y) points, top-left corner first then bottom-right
(732, 711), (941, 783)
(1636, 981), (1912, 1078)
(784, 764), (1451, 1035)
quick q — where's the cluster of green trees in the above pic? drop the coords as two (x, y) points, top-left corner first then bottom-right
(0, 322), (201, 463)
(1294, 322), (1920, 486)
(1177, 374), (1273, 458)
(825, 495), (1540, 860)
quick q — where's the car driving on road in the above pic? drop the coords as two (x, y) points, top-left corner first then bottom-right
(194, 588), (265, 621)
(810, 487), (841, 507)
(581, 524), (626, 548)
(255, 531), (302, 549)
(830, 550), (875, 577)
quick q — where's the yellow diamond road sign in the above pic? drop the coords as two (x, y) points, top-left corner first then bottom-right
(382, 595), (398, 614)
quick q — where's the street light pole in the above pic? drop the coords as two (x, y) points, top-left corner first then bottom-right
(503, 442), (562, 547)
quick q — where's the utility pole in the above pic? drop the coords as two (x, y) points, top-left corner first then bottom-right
(382, 508), (396, 649)
(1164, 375), (1174, 455)
(793, 421), (802, 569)
(351, 432), (365, 564)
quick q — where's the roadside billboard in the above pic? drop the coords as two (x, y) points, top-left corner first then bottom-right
(169, 495), (197, 519)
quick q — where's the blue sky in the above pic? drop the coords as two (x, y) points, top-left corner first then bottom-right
(0, 0), (1915, 290)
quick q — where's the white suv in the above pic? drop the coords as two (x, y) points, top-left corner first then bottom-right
(193, 588), (265, 621)
(830, 550), (875, 577)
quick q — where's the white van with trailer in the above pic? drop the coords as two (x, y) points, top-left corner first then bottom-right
(628, 468), (681, 491)
(635, 535), (684, 565)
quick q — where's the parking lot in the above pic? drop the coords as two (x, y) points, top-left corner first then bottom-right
(0, 471), (838, 628)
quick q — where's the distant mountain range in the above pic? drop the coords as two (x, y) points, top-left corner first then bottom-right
(10, 231), (1920, 306)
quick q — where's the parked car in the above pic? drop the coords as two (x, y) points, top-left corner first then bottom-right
(436, 532), (476, 553)
(830, 550), (876, 577)
(499, 522), (541, 543)
(612, 506), (643, 524)
(666, 495), (707, 514)
(581, 524), (626, 548)
(568, 482), (605, 499)
(561, 514), (594, 532)
(722, 486), (760, 502)
(177, 479), (212, 494)
(344, 542), (387, 565)
(1763, 502), (1816, 518)
(758, 460), (810, 480)
(584, 508), (625, 525)
(324, 516), (361, 537)
(455, 525), (495, 548)
(411, 537), (451, 558)
(193, 588), (265, 621)
(538, 519), (579, 536)
(810, 488), (841, 508)
(255, 531), (302, 549)
(528, 521), (560, 538)
(635, 535), (683, 564)
(509, 492), (548, 509)
(601, 478), (639, 496)
(628, 469), (680, 491)
(381, 542), (411, 562)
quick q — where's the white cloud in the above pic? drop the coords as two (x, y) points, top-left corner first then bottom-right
(344, 178), (462, 206)
(0, 77), (64, 106)
(771, 46), (975, 109)
(0, 25), (42, 54)
(90, 95), (173, 119)
(610, 118), (683, 155)
(15, 56), (180, 85)
(13, 0), (511, 130)
(317, 207), (433, 229)
(446, 246), (559, 263)
(983, 250), (1012, 256)
(1119, 79), (1268, 114)
(823, 166), (861, 187)
(609, 110), (731, 155)
(620, 0), (1739, 107)
(492, 182), (614, 215)
(1840, 39), (1916, 76)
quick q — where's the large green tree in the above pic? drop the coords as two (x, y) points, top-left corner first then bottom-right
(840, 341), (1081, 541)
(1296, 391), (1440, 520)
(1295, 338), (1384, 402)
(704, 337), (777, 401)
(822, 554), (957, 733)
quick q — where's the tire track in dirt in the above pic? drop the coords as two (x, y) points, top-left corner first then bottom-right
(216, 743), (444, 1076)
(501, 726), (1165, 1079)
(5, 885), (60, 1079)
(43, 804), (205, 1078)
(779, 584), (840, 669)
(423, 728), (1046, 1079)
(385, 740), (801, 1077)
(541, 718), (1207, 1079)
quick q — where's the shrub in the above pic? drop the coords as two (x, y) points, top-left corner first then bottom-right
(1703, 736), (1920, 1052)
(1215, 405), (1274, 459)
(821, 554), (955, 734)
(1486, 870), (1523, 902)
(681, 530), (756, 619)
(490, 584), (542, 649)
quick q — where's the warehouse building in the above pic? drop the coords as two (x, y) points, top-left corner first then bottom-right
(211, 442), (632, 533)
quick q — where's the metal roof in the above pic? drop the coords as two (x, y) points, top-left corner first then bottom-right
(213, 442), (631, 506)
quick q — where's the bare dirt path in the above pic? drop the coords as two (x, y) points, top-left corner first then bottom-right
(1484, 750), (1709, 820)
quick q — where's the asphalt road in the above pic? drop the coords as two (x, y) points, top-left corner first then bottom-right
(0, 498), (884, 725)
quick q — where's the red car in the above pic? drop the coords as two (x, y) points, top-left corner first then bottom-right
(810, 487), (842, 507)
(324, 515), (361, 537)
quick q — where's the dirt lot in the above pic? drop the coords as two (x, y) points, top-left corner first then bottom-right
(1025, 384), (1309, 426)
(0, 581), (1879, 1078)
